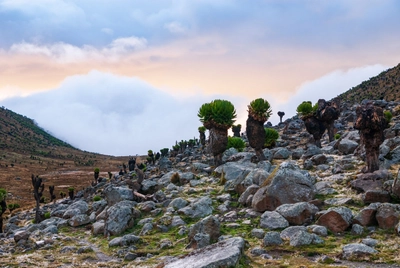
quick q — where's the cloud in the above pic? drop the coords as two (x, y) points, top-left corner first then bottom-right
(268, 64), (389, 124)
(0, 71), (245, 156)
(101, 28), (114, 35)
(9, 36), (147, 63)
(164, 21), (187, 34)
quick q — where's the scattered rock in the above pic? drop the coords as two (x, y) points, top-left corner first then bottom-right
(163, 237), (245, 268)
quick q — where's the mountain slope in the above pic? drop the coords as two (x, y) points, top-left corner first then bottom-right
(338, 63), (400, 104)
(0, 106), (74, 154)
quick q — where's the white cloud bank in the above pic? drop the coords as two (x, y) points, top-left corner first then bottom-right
(0, 71), (229, 156)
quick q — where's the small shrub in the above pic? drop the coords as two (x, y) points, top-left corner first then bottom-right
(296, 101), (318, 118)
(94, 168), (100, 173)
(334, 133), (341, 140)
(384, 110), (393, 122)
(7, 203), (20, 212)
(68, 187), (74, 192)
(170, 172), (180, 185)
(44, 212), (51, 219)
(227, 136), (246, 152)
(59, 191), (66, 198)
(93, 195), (101, 202)
(264, 128), (279, 148)
(0, 188), (6, 202)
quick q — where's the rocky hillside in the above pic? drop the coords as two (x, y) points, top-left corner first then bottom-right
(1, 100), (400, 267)
(338, 63), (400, 105)
(0, 107), (137, 210)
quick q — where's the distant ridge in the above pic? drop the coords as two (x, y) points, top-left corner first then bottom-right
(0, 106), (74, 154)
(338, 63), (400, 104)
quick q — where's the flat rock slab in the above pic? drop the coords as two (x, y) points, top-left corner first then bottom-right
(163, 237), (245, 268)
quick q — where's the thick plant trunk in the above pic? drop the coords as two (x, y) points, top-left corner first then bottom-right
(326, 122), (335, 142)
(0, 199), (6, 233)
(317, 99), (340, 142)
(355, 102), (386, 173)
(246, 116), (266, 161)
(209, 127), (228, 166)
(32, 175), (44, 224)
(303, 116), (326, 148)
(199, 132), (206, 146)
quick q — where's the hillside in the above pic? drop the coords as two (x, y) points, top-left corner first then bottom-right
(338, 63), (400, 104)
(0, 107), (140, 209)
(0, 106), (75, 156)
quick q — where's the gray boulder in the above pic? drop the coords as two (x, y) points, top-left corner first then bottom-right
(178, 196), (213, 218)
(252, 161), (315, 212)
(260, 211), (289, 230)
(14, 230), (30, 242)
(105, 200), (140, 236)
(342, 243), (377, 260)
(103, 185), (134, 206)
(188, 215), (220, 245)
(68, 214), (90, 227)
(275, 202), (319, 225)
(263, 231), (283, 246)
(214, 162), (254, 183)
(245, 169), (270, 186)
(289, 230), (314, 247)
(273, 148), (291, 159)
(109, 234), (141, 247)
(91, 220), (105, 235)
(302, 145), (322, 159)
(337, 139), (358, 155)
(163, 237), (245, 268)
(169, 197), (189, 210)
(239, 185), (260, 205)
(63, 200), (89, 219)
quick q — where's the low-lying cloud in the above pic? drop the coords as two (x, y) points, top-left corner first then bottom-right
(1, 71), (240, 156)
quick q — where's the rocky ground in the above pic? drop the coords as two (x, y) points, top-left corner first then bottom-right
(2, 99), (400, 267)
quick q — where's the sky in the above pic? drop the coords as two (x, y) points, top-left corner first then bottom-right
(1, 0), (400, 156)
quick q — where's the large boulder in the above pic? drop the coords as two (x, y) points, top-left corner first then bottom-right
(214, 162), (254, 182)
(351, 170), (391, 193)
(62, 200), (89, 219)
(178, 196), (213, 218)
(103, 186), (134, 206)
(342, 243), (377, 260)
(275, 202), (319, 225)
(337, 139), (358, 155)
(239, 185), (260, 206)
(375, 203), (400, 229)
(316, 207), (353, 233)
(68, 214), (91, 227)
(214, 162), (254, 193)
(353, 203), (379, 227)
(163, 237), (245, 268)
(252, 161), (315, 212)
(260, 211), (289, 230)
(245, 168), (271, 186)
(105, 200), (140, 236)
(188, 215), (220, 248)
